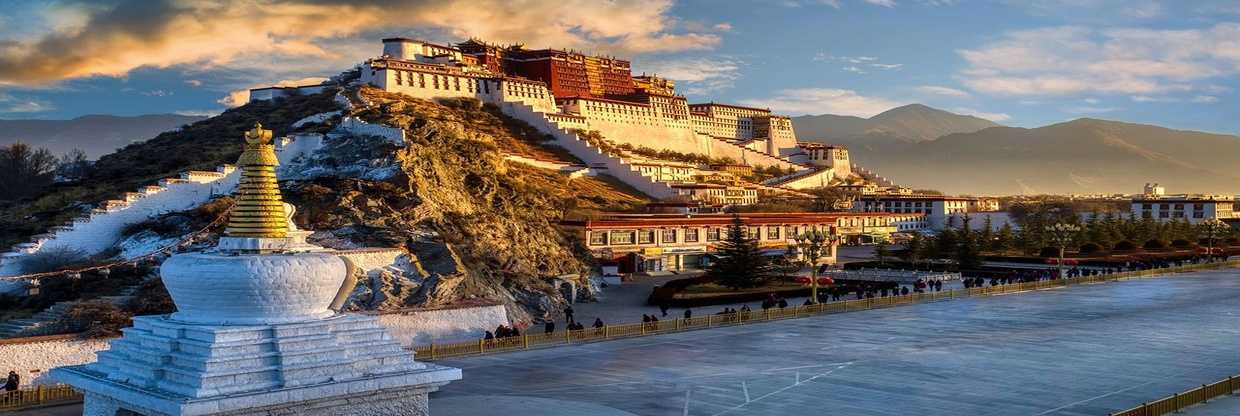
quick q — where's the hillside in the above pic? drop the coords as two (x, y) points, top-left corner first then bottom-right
(848, 118), (1240, 195)
(793, 104), (999, 143)
(0, 85), (648, 323)
(0, 114), (207, 158)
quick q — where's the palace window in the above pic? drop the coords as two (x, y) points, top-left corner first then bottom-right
(747, 226), (760, 239)
(638, 230), (656, 244)
(707, 228), (722, 242)
(1194, 212), (1205, 218)
(662, 229), (677, 244)
(589, 231), (607, 246)
(684, 229), (699, 243)
(611, 231), (635, 245)
(766, 226), (781, 240)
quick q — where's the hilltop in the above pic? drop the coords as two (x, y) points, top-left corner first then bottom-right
(793, 103), (1000, 143)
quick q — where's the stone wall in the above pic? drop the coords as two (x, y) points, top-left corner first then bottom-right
(0, 335), (111, 387)
(372, 304), (510, 347)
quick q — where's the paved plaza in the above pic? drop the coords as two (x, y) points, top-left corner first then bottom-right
(433, 269), (1240, 416)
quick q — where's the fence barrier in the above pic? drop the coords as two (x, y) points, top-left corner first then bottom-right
(1111, 375), (1240, 416)
(0, 384), (82, 411)
(415, 260), (1240, 361)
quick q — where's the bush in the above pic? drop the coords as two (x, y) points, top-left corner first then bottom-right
(1038, 246), (1062, 257)
(1113, 240), (1138, 251)
(59, 301), (131, 338)
(18, 246), (89, 274)
(1171, 239), (1194, 248)
(1226, 237), (1240, 246)
(1078, 242), (1103, 255)
(1143, 239), (1168, 250)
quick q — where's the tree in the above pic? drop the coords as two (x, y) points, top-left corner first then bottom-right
(933, 228), (958, 260)
(773, 246), (801, 279)
(993, 223), (1015, 254)
(1198, 219), (1231, 262)
(0, 142), (58, 200)
(903, 233), (924, 266)
(979, 215), (994, 252)
(809, 187), (856, 212)
(57, 148), (93, 182)
(707, 214), (771, 289)
(1045, 223), (1081, 277)
(874, 239), (889, 265)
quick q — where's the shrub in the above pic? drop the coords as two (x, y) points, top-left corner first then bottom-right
(1143, 239), (1168, 250)
(19, 246), (89, 274)
(1171, 239), (1194, 248)
(1226, 237), (1240, 246)
(1078, 242), (1103, 255)
(59, 301), (131, 338)
(1112, 240), (1138, 251)
(1038, 246), (1062, 257)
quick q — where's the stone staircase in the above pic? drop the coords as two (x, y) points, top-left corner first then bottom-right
(0, 282), (144, 338)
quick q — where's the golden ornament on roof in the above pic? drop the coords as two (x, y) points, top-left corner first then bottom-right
(224, 123), (288, 238)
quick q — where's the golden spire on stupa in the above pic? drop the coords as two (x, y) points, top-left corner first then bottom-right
(225, 123), (288, 238)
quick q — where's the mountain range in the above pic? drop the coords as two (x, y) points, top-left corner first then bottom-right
(0, 114), (207, 158)
(793, 105), (1240, 195)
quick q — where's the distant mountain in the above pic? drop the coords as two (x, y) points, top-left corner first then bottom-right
(837, 118), (1240, 195)
(793, 104), (1000, 143)
(0, 114), (207, 158)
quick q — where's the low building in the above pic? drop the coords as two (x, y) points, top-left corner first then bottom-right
(562, 212), (928, 274)
(670, 183), (759, 206)
(852, 195), (977, 230)
(1131, 195), (1236, 224)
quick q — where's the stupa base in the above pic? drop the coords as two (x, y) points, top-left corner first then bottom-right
(52, 314), (461, 416)
(67, 366), (455, 416)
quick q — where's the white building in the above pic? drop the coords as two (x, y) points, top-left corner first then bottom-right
(853, 195), (977, 230)
(1131, 195), (1236, 224)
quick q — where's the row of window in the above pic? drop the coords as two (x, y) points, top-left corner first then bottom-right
(1140, 203), (1209, 210)
(589, 224), (824, 246)
(1142, 210), (1208, 219)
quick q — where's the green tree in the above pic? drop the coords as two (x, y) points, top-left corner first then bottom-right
(903, 233), (924, 266)
(979, 215), (994, 252)
(874, 239), (889, 265)
(993, 223), (1015, 254)
(955, 232), (982, 270)
(707, 215), (771, 289)
(933, 228), (958, 260)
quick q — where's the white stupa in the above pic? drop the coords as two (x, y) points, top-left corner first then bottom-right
(53, 124), (460, 416)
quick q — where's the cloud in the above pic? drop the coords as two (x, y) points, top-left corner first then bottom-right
(869, 63), (902, 70)
(951, 107), (1011, 122)
(635, 57), (741, 96)
(739, 88), (905, 117)
(0, 92), (54, 114)
(218, 77), (329, 107)
(958, 24), (1240, 97)
(141, 90), (172, 97)
(842, 66), (867, 74)
(185, 80), (203, 87)
(0, 0), (721, 85)
(864, 0), (898, 7)
(917, 85), (970, 97)
(174, 109), (222, 117)
(1130, 95), (1178, 103)
(1191, 95), (1219, 103)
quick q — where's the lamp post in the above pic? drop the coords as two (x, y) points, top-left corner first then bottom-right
(794, 226), (841, 303)
(1045, 223), (1081, 278)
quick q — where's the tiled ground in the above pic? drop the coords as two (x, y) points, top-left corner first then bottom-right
(433, 269), (1240, 416)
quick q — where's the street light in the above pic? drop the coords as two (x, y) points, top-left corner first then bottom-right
(1045, 223), (1081, 278)
(794, 226), (842, 303)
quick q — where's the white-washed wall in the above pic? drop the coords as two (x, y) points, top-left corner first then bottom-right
(0, 136), (325, 276)
(500, 102), (680, 200)
(373, 304), (510, 347)
(337, 248), (406, 272)
(0, 336), (112, 387)
(335, 117), (405, 145)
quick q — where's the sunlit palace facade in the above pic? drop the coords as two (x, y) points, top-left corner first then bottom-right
(561, 212), (928, 274)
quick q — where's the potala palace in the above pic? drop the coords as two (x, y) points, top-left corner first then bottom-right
(256, 37), (856, 200)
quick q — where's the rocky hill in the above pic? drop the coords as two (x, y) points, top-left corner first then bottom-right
(1, 85), (647, 324)
(0, 114), (207, 158)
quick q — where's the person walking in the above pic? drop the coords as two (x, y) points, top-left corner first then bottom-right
(683, 308), (692, 321)
(5, 371), (19, 392)
(544, 321), (555, 335)
(564, 306), (575, 323)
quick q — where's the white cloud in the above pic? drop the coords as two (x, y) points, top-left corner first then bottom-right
(739, 88), (905, 117)
(864, 0), (898, 7)
(1191, 95), (1219, 103)
(218, 77), (329, 107)
(917, 85), (971, 97)
(0, 92), (53, 114)
(174, 109), (222, 117)
(951, 107), (1011, 122)
(141, 90), (172, 97)
(185, 80), (203, 87)
(958, 24), (1240, 97)
(635, 57), (741, 96)
(842, 66), (867, 74)
(870, 63), (903, 70)
(1130, 95), (1178, 103)
(0, 0), (721, 85)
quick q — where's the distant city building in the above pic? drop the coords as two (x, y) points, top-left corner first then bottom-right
(1143, 183), (1167, 197)
(852, 195), (977, 230)
(562, 212), (927, 274)
(1131, 195), (1236, 224)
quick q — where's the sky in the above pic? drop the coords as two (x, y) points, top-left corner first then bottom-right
(0, 0), (1237, 135)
